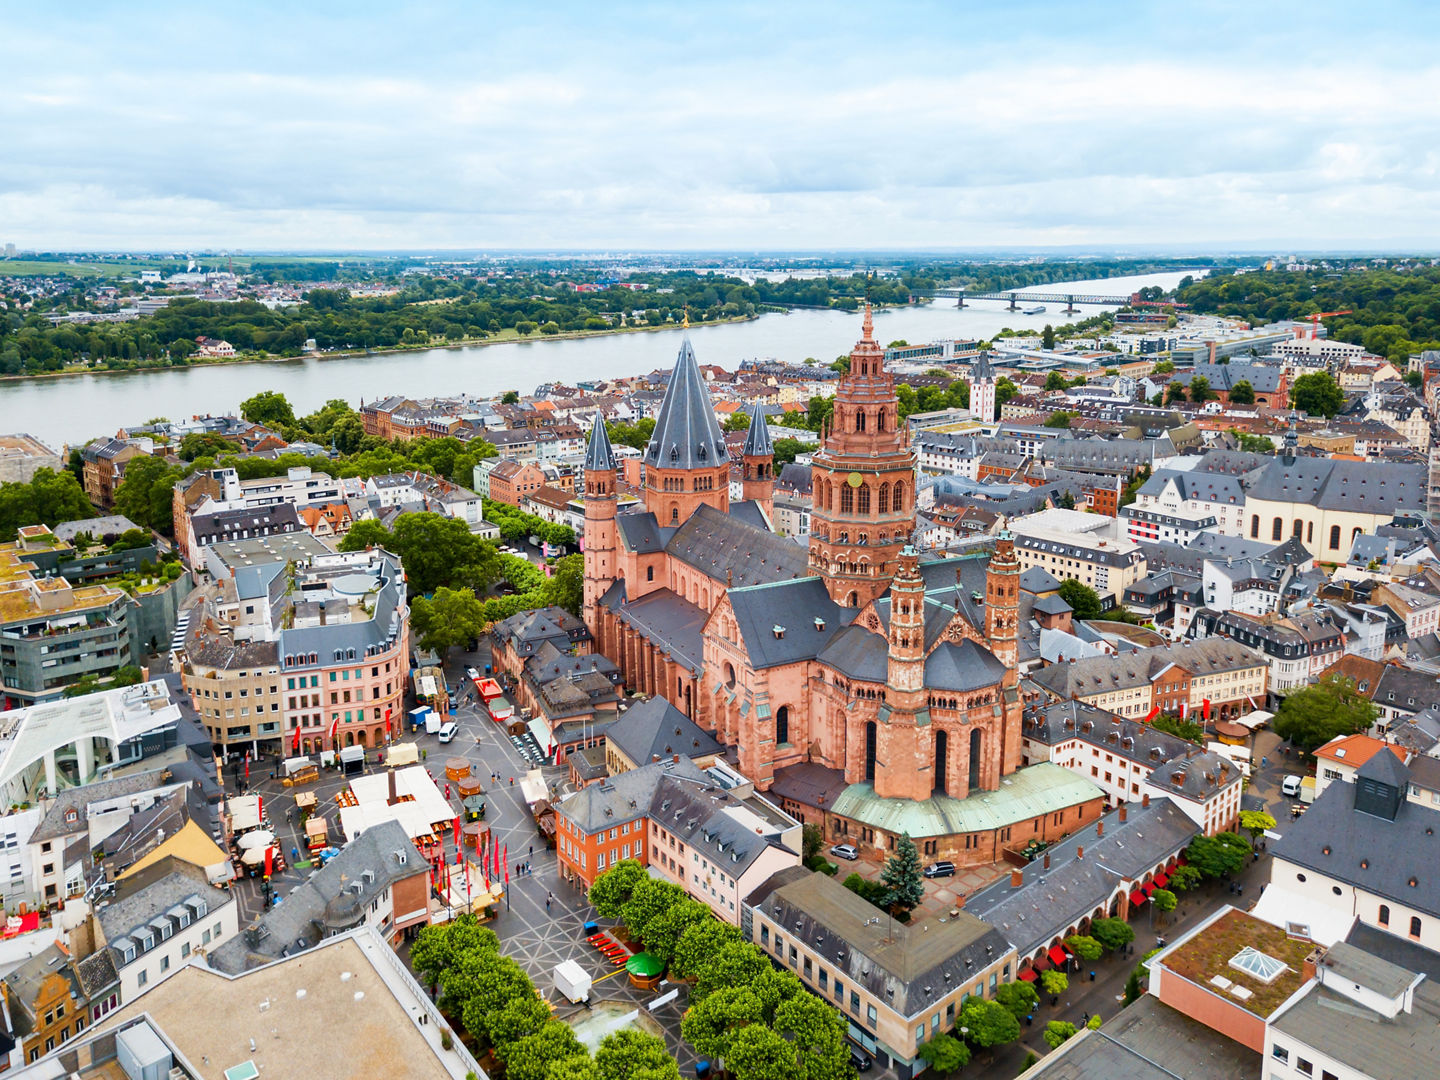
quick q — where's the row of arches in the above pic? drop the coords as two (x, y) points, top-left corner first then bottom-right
(816, 477), (907, 516)
(1250, 513), (1361, 553)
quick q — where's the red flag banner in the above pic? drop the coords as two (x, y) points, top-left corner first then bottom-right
(292, 724), (301, 753)
(452, 815), (461, 849)
(1143, 705), (1159, 723)
(1203, 698), (1212, 721)
(264, 845), (274, 878)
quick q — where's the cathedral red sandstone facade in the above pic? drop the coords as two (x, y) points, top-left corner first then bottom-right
(580, 312), (1097, 863)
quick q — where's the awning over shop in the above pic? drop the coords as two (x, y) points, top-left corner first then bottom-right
(1047, 945), (1069, 967)
(1142, 882), (1157, 896)
(1153, 872), (1170, 888)
(1129, 889), (1147, 906)
(1018, 969), (1037, 982)
(528, 717), (555, 753)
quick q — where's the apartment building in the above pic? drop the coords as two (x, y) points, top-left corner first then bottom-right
(81, 439), (151, 510)
(1126, 467), (1249, 540)
(180, 548), (409, 755)
(1011, 525), (1147, 597)
(747, 866), (1014, 1080)
(1029, 637), (1269, 723)
(0, 433), (63, 484)
(554, 755), (801, 925)
(1190, 609), (1345, 693)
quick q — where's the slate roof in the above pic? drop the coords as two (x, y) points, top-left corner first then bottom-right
(964, 796), (1198, 956)
(611, 588), (707, 675)
(1137, 468), (1247, 506)
(584, 411), (617, 473)
(923, 639), (1009, 693)
(1020, 566), (1062, 594)
(776, 462), (813, 495)
(767, 762), (849, 810)
(727, 577), (856, 670)
(644, 336), (728, 470)
(1147, 750), (1242, 804)
(747, 868), (1012, 1019)
(606, 696), (723, 766)
(97, 860), (230, 971)
(1270, 976), (1440, 1080)
(741, 399), (773, 457)
(815, 624), (888, 682)
(1247, 458), (1426, 514)
(1023, 699), (1195, 765)
(664, 503), (809, 587)
(556, 756), (708, 834)
(1029, 638), (1265, 700)
(1024, 995), (1261, 1080)
(616, 511), (675, 555)
(209, 819), (423, 973)
(31, 769), (178, 844)
(192, 502), (301, 545)
(1271, 753), (1440, 918)
(1174, 361), (1285, 394)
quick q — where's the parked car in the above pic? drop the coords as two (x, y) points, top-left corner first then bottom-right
(830, 843), (860, 861)
(923, 860), (956, 879)
(848, 1045), (873, 1072)
(437, 722), (459, 743)
(1281, 774), (1303, 797)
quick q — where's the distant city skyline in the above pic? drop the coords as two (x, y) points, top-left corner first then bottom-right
(4, 1), (1438, 251)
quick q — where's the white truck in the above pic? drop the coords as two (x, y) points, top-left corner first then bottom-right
(554, 960), (592, 1004)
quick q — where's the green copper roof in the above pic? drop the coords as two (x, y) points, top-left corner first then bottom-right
(830, 763), (1102, 839)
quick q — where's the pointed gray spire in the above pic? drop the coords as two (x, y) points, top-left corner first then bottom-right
(645, 336), (727, 469)
(585, 411), (617, 473)
(742, 399), (773, 457)
(973, 350), (993, 382)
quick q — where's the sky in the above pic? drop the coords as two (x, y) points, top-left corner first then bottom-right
(4, 1), (1440, 252)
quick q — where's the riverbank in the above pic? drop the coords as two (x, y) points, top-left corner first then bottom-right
(0, 311), (768, 385)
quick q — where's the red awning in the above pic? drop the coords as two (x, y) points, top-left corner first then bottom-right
(1175, 856), (1188, 868)
(1018, 968), (1038, 982)
(1142, 882), (1157, 896)
(1129, 889), (1147, 906)
(1048, 945), (1069, 967)
(1153, 872), (1170, 888)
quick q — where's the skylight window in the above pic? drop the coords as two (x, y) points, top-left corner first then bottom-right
(1229, 946), (1287, 984)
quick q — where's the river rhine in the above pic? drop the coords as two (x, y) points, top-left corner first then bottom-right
(2, 270), (1197, 448)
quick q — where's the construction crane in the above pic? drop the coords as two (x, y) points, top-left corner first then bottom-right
(1295, 310), (1351, 340)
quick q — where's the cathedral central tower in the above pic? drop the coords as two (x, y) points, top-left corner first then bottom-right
(808, 306), (918, 607)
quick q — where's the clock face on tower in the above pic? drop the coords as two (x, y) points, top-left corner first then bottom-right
(847, 472), (863, 488)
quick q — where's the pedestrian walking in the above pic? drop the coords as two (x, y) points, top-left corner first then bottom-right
(529, 844), (533, 857)
(546, 896), (552, 911)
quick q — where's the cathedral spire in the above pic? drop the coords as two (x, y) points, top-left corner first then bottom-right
(742, 400), (773, 457)
(585, 411), (617, 473)
(642, 336), (731, 522)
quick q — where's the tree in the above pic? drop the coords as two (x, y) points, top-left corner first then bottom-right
(1064, 935), (1104, 963)
(1228, 379), (1256, 405)
(1043, 1021), (1078, 1050)
(1044, 410), (1075, 428)
(880, 833), (924, 914)
(112, 455), (183, 536)
(389, 512), (499, 595)
(620, 877), (688, 945)
(1239, 810), (1277, 843)
(239, 390), (296, 429)
(1185, 831), (1251, 879)
(0, 467), (96, 542)
(1274, 673), (1377, 752)
(959, 996), (1021, 1047)
(1152, 359), (1175, 375)
(1151, 889), (1177, 920)
(1188, 375), (1215, 404)
(670, 918), (742, 980)
(1151, 713), (1205, 743)
(994, 979), (1040, 1022)
(595, 1030), (677, 1080)
(1089, 917), (1135, 953)
(1167, 865), (1203, 892)
(726, 1026), (798, 1080)
(1124, 967), (1144, 1004)
(693, 941), (771, 1002)
(543, 553), (585, 617)
(1165, 381), (1186, 405)
(411, 915), (500, 991)
(1291, 371), (1344, 418)
(918, 1032), (971, 1072)
(1042, 324), (1056, 350)
(1044, 369), (1067, 391)
(1055, 579), (1102, 621)
(641, 899), (711, 966)
(178, 431), (236, 460)
(995, 376), (1020, 409)
(1020, 1051), (1039, 1074)
(588, 859), (647, 919)
(1087, 1014), (1102, 1031)
(802, 823), (824, 862)
(501, 390), (520, 404)
(503, 1020), (587, 1080)
(772, 992), (852, 1080)
(1039, 969), (1068, 999)
(338, 519), (392, 552)
(681, 986), (762, 1061)
(1230, 429), (1274, 453)
(548, 1055), (599, 1080)
(411, 583), (487, 652)
(723, 412), (751, 432)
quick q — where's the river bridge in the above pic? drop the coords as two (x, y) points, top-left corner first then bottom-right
(912, 289), (1135, 312)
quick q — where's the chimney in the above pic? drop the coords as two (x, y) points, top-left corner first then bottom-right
(1043, 853), (1051, 870)
(1142, 793), (1150, 808)
(1076, 845), (1084, 860)
(387, 768), (399, 807)
(1010, 868), (1023, 887)
(673, 754), (679, 764)
(1303, 948), (1321, 984)
(1118, 805), (1128, 823)
(1096, 821), (1104, 837)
